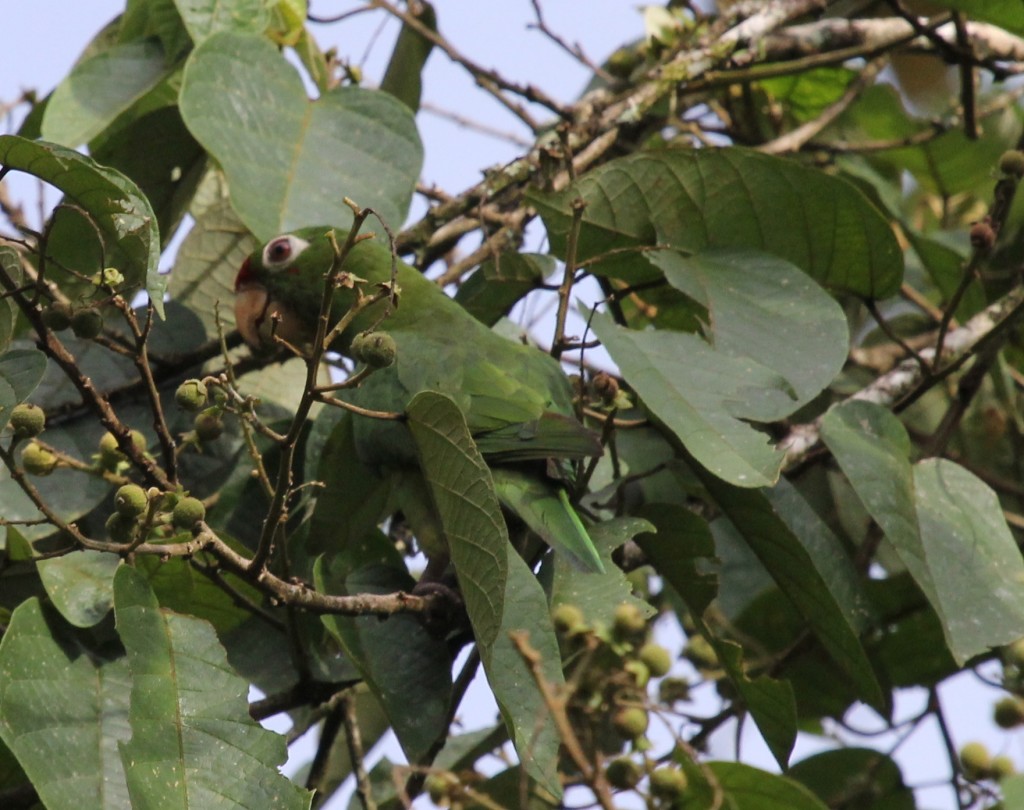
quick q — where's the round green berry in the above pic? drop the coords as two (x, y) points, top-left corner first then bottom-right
(9, 403), (45, 438)
(172, 496), (206, 529)
(638, 642), (672, 678)
(1005, 638), (1024, 669)
(605, 757), (642, 790)
(175, 379), (208, 412)
(351, 331), (397, 368)
(552, 603), (586, 635)
(993, 755), (1016, 780)
(114, 484), (148, 518)
(21, 441), (57, 475)
(99, 429), (147, 467)
(105, 512), (136, 543)
(424, 773), (458, 804)
(650, 766), (687, 798)
(611, 707), (648, 740)
(612, 602), (646, 639)
(193, 409), (224, 441)
(1000, 150), (1024, 178)
(960, 741), (992, 780)
(684, 635), (718, 668)
(41, 302), (73, 332)
(70, 307), (104, 339)
(995, 696), (1024, 728)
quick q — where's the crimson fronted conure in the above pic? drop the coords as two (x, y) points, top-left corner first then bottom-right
(235, 226), (605, 573)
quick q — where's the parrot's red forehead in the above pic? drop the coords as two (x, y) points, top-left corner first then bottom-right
(235, 257), (254, 291)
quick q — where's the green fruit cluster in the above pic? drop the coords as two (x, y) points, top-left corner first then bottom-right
(960, 741), (1016, 782)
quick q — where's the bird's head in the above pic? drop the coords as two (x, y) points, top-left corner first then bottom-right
(235, 229), (333, 349)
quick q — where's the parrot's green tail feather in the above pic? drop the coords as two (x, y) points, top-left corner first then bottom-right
(492, 468), (605, 574)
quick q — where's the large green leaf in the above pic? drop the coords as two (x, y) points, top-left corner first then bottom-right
(682, 762), (830, 810)
(0, 136), (163, 313)
(826, 83), (1022, 197)
(92, 106), (207, 248)
(41, 41), (170, 148)
(592, 313), (784, 487)
(0, 599), (133, 810)
(532, 148), (903, 298)
(121, 0), (191, 60)
(822, 401), (1024, 664)
(698, 475), (884, 711)
(180, 31), (423, 239)
(653, 249), (850, 420)
(914, 459), (1024, 662)
(37, 551), (120, 629)
(113, 566), (310, 809)
(592, 250), (847, 488)
(406, 391), (564, 797)
(173, 0), (270, 44)
(789, 747), (914, 809)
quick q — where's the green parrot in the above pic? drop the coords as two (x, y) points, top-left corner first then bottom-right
(235, 226), (605, 573)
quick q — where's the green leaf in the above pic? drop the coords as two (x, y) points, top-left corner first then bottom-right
(380, 0), (437, 112)
(316, 550), (452, 765)
(406, 391), (564, 798)
(927, 1), (1024, 34)
(914, 458), (1024, 663)
(549, 516), (656, 626)
(654, 249), (850, 420)
(531, 147), (903, 298)
(635, 503), (717, 616)
(0, 348), (47, 425)
(683, 762), (830, 810)
(0, 135), (163, 314)
(113, 566), (311, 809)
(180, 31), (423, 239)
(121, 0), (191, 60)
(406, 392), (508, 649)
(0, 599), (133, 810)
(41, 41), (170, 148)
(455, 252), (552, 327)
(715, 640), (797, 769)
(173, 0), (270, 44)
(759, 67), (858, 123)
(37, 551), (120, 628)
(136, 548), (261, 635)
(0, 248), (23, 353)
(637, 506), (796, 767)
(698, 475), (884, 711)
(822, 401), (1024, 664)
(91, 106), (207, 248)
(827, 83), (1021, 197)
(591, 312), (785, 487)
(789, 747), (914, 809)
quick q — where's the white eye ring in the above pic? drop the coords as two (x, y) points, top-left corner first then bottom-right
(262, 235), (310, 271)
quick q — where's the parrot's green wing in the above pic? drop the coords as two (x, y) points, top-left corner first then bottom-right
(492, 467), (605, 573)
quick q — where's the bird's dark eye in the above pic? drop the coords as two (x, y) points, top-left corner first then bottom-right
(262, 235), (309, 271)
